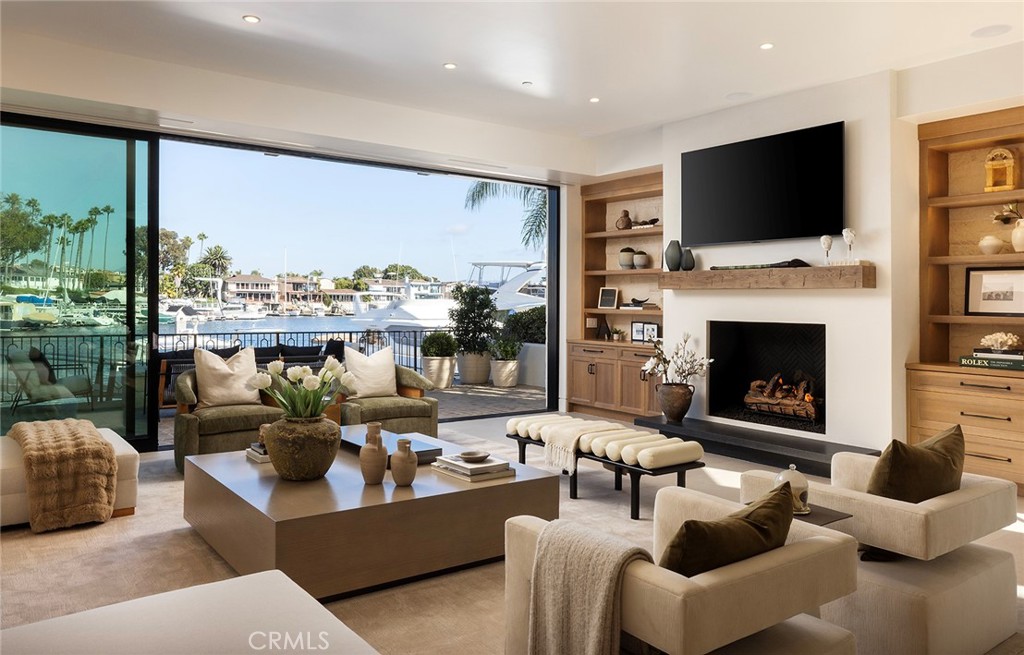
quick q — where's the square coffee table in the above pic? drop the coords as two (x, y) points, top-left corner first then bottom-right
(184, 426), (558, 599)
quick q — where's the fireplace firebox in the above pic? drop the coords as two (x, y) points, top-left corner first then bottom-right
(707, 321), (825, 434)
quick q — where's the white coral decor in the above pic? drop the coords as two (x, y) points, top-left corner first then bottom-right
(980, 332), (1022, 351)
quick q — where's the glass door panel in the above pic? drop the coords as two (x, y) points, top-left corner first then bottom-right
(0, 120), (153, 447)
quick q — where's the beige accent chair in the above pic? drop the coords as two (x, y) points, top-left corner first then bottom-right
(505, 486), (859, 655)
(324, 365), (438, 437)
(173, 369), (284, 473)
(741, 453), (1018, 655)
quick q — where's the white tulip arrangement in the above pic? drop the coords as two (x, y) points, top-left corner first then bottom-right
(248, 355), (345, 418)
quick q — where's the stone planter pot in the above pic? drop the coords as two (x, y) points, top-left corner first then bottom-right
(262, 416), (340, 481)
(490, 360), (520, 388)
(421, 356), (456, 389)
(457, 352), (491, 385)
(655, 383), (695, 423)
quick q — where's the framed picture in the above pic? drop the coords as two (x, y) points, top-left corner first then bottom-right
(631, 321), (646, 343)
(643, 323), (660, 342)
(965, 267), (1024, 316)
(597, 287), (619, 309)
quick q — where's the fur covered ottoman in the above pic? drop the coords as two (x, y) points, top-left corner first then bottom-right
(1, 426), (139, 528)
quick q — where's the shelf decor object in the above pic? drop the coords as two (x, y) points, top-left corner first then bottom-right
(985, 147), (1016, 193)
(597, 287), (619, 309)
(966, 267), (1024, 317)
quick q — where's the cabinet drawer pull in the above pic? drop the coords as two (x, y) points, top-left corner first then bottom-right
(634, 353), (648, 358)
(960, 381), (1012, 391)
(640, 371), (648, 382)
(966, 452), (1012, 463)
(582, 348), (604, 354)
(588, 363), (595, 375)
(959, 411), (1011, 422)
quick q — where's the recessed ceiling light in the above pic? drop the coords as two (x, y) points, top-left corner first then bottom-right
(442, 62), (457, 70)
(726, 91), (753, 101)
(522, 81), (533, 87)
(759, 42), (774, 50)
(242, 15), (261, 24)
(971, 24), (1011, 38)
(589, 97), (600, 103)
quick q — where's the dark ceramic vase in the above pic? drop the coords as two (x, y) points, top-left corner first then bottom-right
(681, 248), (696, 271)
(664, 240), (683, 271)
(655, 383), (695, 423)
(263, 416), (340, 481)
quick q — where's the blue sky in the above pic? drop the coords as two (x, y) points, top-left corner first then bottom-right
(160, 140), (542, 282)
(1, 126), (542, 282)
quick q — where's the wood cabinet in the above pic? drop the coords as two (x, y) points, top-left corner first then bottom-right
(910, 107), (1024, 492)
(567, 340), (661, 418)
(907, 363), (1024, 491)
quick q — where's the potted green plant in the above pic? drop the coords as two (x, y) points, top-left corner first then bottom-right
(488, 334), (523, 388)
(611, 327), (626, 342)
(448, 284), (498, 384)
(420, 330), (457, 389)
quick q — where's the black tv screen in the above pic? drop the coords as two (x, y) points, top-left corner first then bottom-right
(680, 122), (844, 247)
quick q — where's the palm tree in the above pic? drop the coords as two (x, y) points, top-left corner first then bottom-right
(182, 236), (194, 264)
(85, 208), (101, 290)
(100, 204), (115, 277)
(72, 218), (90, 291)
(200, 245), (232, 278)
(40, 213), (61, 278)
(464, 181), (547, 251)
(55, 213), (72, 293)
(196, 232), (208, 260)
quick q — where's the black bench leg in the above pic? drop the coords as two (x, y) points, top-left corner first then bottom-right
(676, 470), (687, 487)
(614, 468), (623, 491)
(517, 441), (527, 465)
(629, 471), (642, 520)
(569, 451), (580, 499)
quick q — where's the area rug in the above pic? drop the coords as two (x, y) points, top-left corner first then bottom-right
(2, 422), (1022, 655)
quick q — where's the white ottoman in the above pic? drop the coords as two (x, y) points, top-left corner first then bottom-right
(1, 427), (140, 527)
(0, 570), (379, 654)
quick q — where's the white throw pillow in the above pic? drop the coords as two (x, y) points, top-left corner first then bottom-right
(194, 347), (261, 409)
(343, 346), (397, 398)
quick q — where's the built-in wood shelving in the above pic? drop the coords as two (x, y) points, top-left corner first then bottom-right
(584, 269), (661, 276)
(584, 227), (663, 240)
(927, 315), (1024, 326)
(926, 253), (1024, 265)
(927, 189), (1024, 208)
(659, 264), (876, 290)
(583, 308), (663, 316)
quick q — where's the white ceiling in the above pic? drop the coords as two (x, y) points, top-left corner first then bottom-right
(1, 1), (1022, 139)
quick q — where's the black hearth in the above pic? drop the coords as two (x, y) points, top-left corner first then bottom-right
(708, 321), (826, 434)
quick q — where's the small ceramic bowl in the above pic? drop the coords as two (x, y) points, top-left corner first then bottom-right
(459, 451), (490, 463)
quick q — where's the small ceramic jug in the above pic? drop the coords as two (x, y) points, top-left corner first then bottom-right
(390, 438), (418, 486)
(359, 422), (388, 485)
(1013, 219), (1024, 253)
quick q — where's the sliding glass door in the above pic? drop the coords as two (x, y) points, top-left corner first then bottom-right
(0, 115), (156, 448)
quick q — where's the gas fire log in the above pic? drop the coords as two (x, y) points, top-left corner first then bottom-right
(745, 373), (817, 421)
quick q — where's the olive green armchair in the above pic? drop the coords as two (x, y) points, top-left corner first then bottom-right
(173, 369), (284, 472)
(325, 365), (438, 437)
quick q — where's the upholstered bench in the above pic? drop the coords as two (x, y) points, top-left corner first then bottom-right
(506, 414), (705, 519)
(0, 570), (379, 654)
(1, 427), (140, 527)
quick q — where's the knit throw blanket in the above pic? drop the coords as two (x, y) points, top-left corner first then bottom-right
(528, 520), (652, 655)
(543, 421), (620, 474)
(8, 419), (117, 533)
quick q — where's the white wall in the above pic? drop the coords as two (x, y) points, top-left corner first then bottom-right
(660, 71), (909, 450)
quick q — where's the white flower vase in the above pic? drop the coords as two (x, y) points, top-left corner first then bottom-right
(1012, 219), (1024, 253)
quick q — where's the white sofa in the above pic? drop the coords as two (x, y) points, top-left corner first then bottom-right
(1, 427), (139, 527)
(0, 570), (378, 654)
(742, 453), (1018, 655)
(505, 486), (859, 655)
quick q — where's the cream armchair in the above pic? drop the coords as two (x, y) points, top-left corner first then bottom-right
(505, 487), (859, 655)
(741, 453), (1018, 655)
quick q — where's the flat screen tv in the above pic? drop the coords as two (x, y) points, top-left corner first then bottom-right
(680, 121), (844, 247)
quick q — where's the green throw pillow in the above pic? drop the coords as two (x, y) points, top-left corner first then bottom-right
(659, 483), (794, 577)
(867, 424), (965, 504)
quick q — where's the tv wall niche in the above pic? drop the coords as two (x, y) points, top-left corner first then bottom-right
(680, 121), (845, 247)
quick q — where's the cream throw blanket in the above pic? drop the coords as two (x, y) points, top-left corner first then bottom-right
(542, 421), (620, 474)
(528, 520), (652, 655)
(8, 419), (117, 533)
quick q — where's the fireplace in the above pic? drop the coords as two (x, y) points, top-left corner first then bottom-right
(707, 321), (825, 434)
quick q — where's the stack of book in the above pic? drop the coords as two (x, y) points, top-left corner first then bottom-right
(246, 442), (270, 463)
(959, 348), (1024, 371)
(430, 454), (515, 482)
